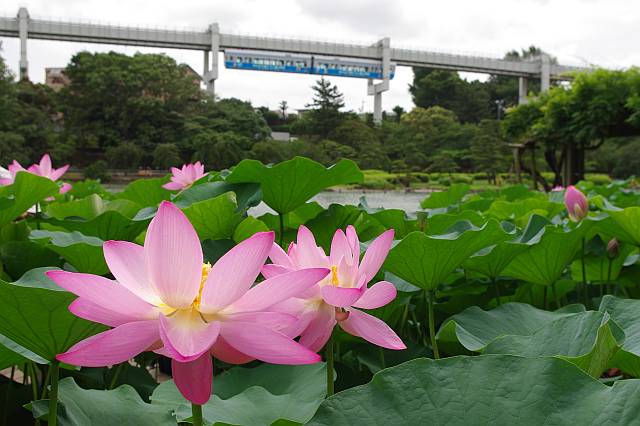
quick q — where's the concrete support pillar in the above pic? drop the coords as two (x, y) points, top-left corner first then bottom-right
(373, 92), (382, 122)
(18, 7), (29, 80)
(518, 77), (528, 105)
(540, 54), (551, 93)
(368, 37), (390, 125)
(203, 23), (220, 99)
(203, 50), (209, 80)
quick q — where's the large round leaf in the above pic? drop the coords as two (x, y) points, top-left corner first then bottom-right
(484, 311), (621, 377)
(502, 223), (589, 286)
(0, 172), (59, 228)
(151, 363), (327, 425)
(0, 268), (106, 363)
(599, 295), (640, 376)
(30, 230), (109, 275)
(437, 302), (585, 352)
(225, 157), (363, 214)
(308, 355), (640, 425)
(384, 220), (510, 291)
(31, 378), (175, 426)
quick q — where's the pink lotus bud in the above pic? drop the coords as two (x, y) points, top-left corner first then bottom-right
(335, 308), (350, 322)
(607, 238), (619, 258)
(564, 185), (588, 222)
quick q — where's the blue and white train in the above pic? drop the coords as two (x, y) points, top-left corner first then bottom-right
(224, 49), (396, 80)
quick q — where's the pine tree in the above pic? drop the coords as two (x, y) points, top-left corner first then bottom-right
(305, 78), (345, 138)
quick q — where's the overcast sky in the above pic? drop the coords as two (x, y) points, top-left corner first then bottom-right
(1, 0), (638, 112)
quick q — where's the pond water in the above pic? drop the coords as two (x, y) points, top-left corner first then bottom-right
(248, 190), (430, 216)
(105, 183), (431, 215)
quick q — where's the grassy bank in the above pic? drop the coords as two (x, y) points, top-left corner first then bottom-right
(346, 170), (615, 191)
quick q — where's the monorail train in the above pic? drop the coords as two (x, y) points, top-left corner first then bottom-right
(224, 49), (396, 80)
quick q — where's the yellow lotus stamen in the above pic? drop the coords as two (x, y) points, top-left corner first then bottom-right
(331, 265), (339, 286)
(192, 262), (212, 310)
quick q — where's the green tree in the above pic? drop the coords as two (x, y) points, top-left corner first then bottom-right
(471, 120), (509, 183)
(409, 69), (491, 123)
(304, 78), (346, 138)
(60, 51), (203, 157)
(105, 142), (144, 169)
(279, 100), (288, 118)
(505, 68), (640, 184)
(392, 105), (405, 122)
(250, 141), (287, 164)
(193, 131), (252, 170)
(152, 143), (183, 169)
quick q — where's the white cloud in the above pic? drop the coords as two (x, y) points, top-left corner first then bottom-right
(1, 0), (638, 112)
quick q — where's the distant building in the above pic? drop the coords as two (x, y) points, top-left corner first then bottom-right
(296, 108), (313, 117)
(180, 64), (203, 88)
(271, 131), (295, 142)
(45, 67), (70, 91)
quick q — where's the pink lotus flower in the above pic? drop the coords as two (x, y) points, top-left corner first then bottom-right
(0, 154), (72, 194)
(551, 185), (564, 192)
(564, 185), (588, 222)
(263, 225), (405, 352)
(47, 201), (326, 404)
(163, 162), (207, 191)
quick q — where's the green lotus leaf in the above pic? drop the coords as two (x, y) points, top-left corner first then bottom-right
(437, 302), (585, 352)
(225, 157), (363, 214)
(384, 220), (510, 291)
(308, 355), (640, 425)
(46, 194), (141, 221)
(503, 223), (589, 287)
(151, 363), (327, 425)
(30, 230), (108, 275)
(0, 268), (105, 362)
(30, 378), (175, 425)
(484, 311), (620, 377)
(180, 192), (243, 241)
(115, 177), (171, 208)
(420, 183), (469, 210)
(599, 295), (640, 376)
(44, 210), (150, 242)
(0, 172), (59, 228)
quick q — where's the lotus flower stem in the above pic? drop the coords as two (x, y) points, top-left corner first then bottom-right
(192, 403), (203, 426)
(40, 365), (51, 399)
(581, 238), (587, 305)
(278, 213), (284, 247)
(543, 287), (548, 310)
(492, 277), (501, 306)
(426, 290), (440, 359)
(379, 347), (386, 370)
(48, 361), (60, 426)
(27, 364), (40, 424)
(553, 283), (560, 309)
(35, 203), (41, 230)
(108, 363), (125, 390)
(326, 333), (335, 396)
(606, 258), (613, 294)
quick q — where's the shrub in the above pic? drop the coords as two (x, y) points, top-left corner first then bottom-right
(152, 143), (183, 169)
(83, 160), (110, 181)
(585, 174), (612, 185)
(106, 143), (144, 169)
(439, 177), (451, 186)
(390, 160), (409, 173)
(452, 174), (473, 184)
